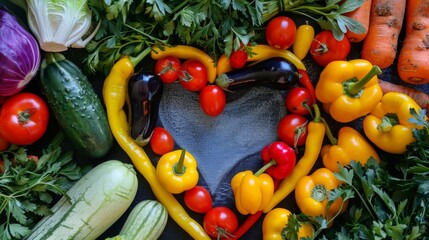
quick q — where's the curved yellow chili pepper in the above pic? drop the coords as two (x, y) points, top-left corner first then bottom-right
(216, 44), (306, 76)
(151, 45), (217, 84)
(262, 208), (313, 240)
(102, 55), (210, 240)
(263, 104), (325, 213)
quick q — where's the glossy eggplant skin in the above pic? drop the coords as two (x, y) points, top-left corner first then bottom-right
(128, 72), (163, 146)
(215, 57), (299, 91)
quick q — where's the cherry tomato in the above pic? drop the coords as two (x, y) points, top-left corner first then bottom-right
(266, 16), (297, 50)
(277, 114), (309, 148)
(150, 127), (174, 155)
(0, 135), (10, 151)
(0, 92), (49, 145)
(285, 87), (314, 116)
(154, 56), (181, 83)
(178, 59), (208, 92)
(310, 30), (351, 66)
(184, 185), (213, 213)
(203, 206), (238, 239)
(199, 85), (226, 117)
(229, 49), (248, 69)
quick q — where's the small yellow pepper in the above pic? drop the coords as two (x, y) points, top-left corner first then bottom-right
(322, 126), (381, 172)
(263, 104), (325, 213)
(315, 59), (383, 123)
(156, 149), (199, 194)
(103, 51), (210, 239)
(295, 168), (348, 226)
(363, 92), (423, 154)
(151, 44), (217, 84)
(262, 208), (313, 240)
(216, 44), (306, 76)
(231, 169), (274, 215)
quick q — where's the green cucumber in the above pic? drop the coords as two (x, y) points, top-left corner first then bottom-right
(26, 160), (138, 240)
(110, 200), (168, 240)
(40, 53), (113, 158)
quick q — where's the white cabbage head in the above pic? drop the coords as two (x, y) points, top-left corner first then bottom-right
(26, 0), (100, 52)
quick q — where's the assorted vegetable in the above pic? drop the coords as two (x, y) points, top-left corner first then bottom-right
(0, 6), (40, 96)
(1, 1), (428, 239)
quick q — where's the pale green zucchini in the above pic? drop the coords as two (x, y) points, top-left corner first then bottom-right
(26, 160), (138, 240)
(114, 200), (168, 240)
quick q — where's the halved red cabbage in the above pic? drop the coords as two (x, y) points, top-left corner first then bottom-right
(0, 6), (41, 96)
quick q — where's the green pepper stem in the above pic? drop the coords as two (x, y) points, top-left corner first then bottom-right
(255, 159), (276, 176)
(174, 149), (187, 175)
(312, 104), (322, 123)
(321, 117), (337, 145)
(348, 65), (382, 96)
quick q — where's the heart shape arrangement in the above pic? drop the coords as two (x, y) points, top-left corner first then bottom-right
(158, 83), (286, 205)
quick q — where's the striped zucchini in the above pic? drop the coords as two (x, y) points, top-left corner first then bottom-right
(114, 200), (168, 240)
(26, 160), (138, 240)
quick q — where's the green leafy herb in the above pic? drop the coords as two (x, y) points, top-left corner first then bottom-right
(0, 132), (86, 240)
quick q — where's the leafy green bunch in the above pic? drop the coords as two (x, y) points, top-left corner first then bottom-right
(285, 109), (429, 240)
(0, 133), (86, 240)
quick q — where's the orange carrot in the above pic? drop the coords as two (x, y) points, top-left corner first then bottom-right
(378, 78), (429, 109)
(397, 0), (429, 85)
(361, 0), (406, 69)
(345, 0), (372, 42)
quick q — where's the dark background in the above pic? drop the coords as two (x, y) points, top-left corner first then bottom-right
(2, 1), (429, 239)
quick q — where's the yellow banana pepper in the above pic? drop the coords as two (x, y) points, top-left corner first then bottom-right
(216, 44), (306, 76)
(363, 92), (423, 154)
(151, 44), (217, 83)
(322, 126), (381, 172)
(295, 168), (348, 227)
(156, 149), (199, 194)
(262, 208), (313, 240)
(315, 59), (383, 123)
(102, 51), (210, 239)
(231, 170), (274, 215)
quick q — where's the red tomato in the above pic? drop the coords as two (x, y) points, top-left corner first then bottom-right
(199, 85), (226, 117)
(0, 93), (49, 145)
(310, 30), (351, 66)
(0, 135), (10, 151)
(203, 206), (238, 239)
(0, 160), (4, 174)
(285, 87), (314, 116)
(277, 114), (309, 148)
(178, 59), (208, 92)
(154, 56), (181, 83)
(229, 49), (248, 69)
(150, 127), (174, 155)
(184, 185), (213, 213)
(266, 16), (297, 50)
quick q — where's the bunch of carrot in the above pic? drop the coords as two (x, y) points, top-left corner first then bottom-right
(345, 0), (429, 85)
(341, 0), (429, 114)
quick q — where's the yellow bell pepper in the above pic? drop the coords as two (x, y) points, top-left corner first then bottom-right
(315, 59), (383, 123)
(295, 168), (348, 226)
(322, 126), (381, 172)
(363, 92), (423, 154)
(156, 149), (199, 194)
(231, 170), (274, 215)
(262, 208), (313, 240)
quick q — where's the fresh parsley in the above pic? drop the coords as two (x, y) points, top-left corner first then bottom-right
(0, 132), (86, 240)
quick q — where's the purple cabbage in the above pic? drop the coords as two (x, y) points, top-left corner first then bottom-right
(0, 5), (41, 96)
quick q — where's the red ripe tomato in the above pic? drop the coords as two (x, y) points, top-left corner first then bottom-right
(178, 59), (208, 92)
(199, 85), (226, 117)
(285, 87), (314, 116)
(184, 185), (213, 213)
(229, 49), (248, 69)
(266, 16), (297, 50)
(277, 114), (309, 148)
(0, 135), (10, 151)
(154, 56), (181, 83)
(0, 92), (49, 145)
(203, 206), (238, 239)
(150, 127), (174, 155)
(310, 30), (351, 66)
